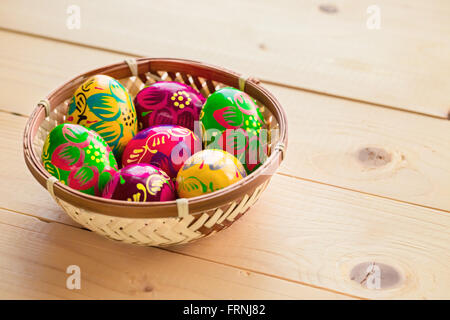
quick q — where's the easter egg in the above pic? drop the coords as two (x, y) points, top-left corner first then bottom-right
(41, 123), (118, 196)
(102, 164), (175, 202)
(134, 81), (205, 132)
(200, 87), (267, 174)
(67, 74), (137, 158)
(176, 149), (246, 198)
(122, 125), (201, 179)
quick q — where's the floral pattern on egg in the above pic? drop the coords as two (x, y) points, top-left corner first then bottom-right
(122, 125), (201, 179)
(201, 87), (267, 174)
(102, 164), (175, 202)
(67, 74), (137, 159)
(135, 81), (205, 132)
(176, 149), (246, 198)
(42, 123), (118, 196)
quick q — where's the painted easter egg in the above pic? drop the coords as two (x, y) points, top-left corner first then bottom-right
(200, 87), (267, 174)
(122, 125), (201, 179)
(67, 74), (137, 158)
(134, 81), (205, 132)
(102, 164), (175, 202)
(176, 149), (246, 198)
(42, 123), (118, 196)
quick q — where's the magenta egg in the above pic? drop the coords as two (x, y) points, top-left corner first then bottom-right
(134, 81), (205, 132)
(121, 125), (201, 179)
(102, 164), (175, 202)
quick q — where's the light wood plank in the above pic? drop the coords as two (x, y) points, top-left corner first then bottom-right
(0, 208), (348, 299)
(1, 30), (449, 210)
(1, 28), (449, 299)
(1, 112), (449, 299)
(272, 84), (450, 212)
(0, 31), (125, 113)
(0, 112), (77, 226)
(1, 0), (449, 117)
(172, 174), (450, 299)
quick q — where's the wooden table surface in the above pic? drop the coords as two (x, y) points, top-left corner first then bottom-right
(0, 0), (449, 299)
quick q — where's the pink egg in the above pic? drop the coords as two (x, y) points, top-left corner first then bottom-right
(121, 125), (201, 179)
(102, 164), (175, 202)
(134, 81), (205, 132)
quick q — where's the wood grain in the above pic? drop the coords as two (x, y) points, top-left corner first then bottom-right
(1, 111), (449, 299)
(1, 30), (449, 211)
(0, 30), (125, 113)
(271, 84), (450, 212)
(0, 2), (449, 299)
(172, 174), (450, 299)
(0, 112), (77, 226)
(0, 208), (349, 299)
(1, 0), (449, 118)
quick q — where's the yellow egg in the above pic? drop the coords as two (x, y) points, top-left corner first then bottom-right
(176, 149), (246, 198)
(66, 75), (137, 158)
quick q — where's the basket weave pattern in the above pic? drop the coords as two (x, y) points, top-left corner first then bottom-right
(60, 179), (269, 246)
(24, 58), (287, 247)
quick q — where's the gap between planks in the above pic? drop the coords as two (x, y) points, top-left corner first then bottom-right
(2, 0), (450, 118)
(2, 111), (450, 298)
(277, 172), (450, 214)
(261, 79), (448, 121)
(2, 108), (448, 215)
(0, 206), (359, 299)
(2, 26), (449, 210)
(0, 12), (448, 298)
(0, 26), (446, 121)
(158, 246), (365, 300)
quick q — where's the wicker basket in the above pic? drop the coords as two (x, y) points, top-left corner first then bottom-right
(23, 58), (288, 247)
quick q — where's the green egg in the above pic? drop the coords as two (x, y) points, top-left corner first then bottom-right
(42, 123), (118, 196)
(200, 87), (267, 174)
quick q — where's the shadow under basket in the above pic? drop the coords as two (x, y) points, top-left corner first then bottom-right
(23, 58), (288, 247)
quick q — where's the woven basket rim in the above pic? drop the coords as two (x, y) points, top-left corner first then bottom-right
(23, 57), (288, 219)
